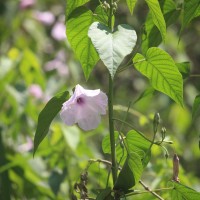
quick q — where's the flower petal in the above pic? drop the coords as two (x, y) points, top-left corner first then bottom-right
(77, 104), (101, 131)
(60, 104), (77, 126)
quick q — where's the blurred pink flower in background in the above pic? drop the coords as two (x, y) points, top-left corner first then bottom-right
(60, 85), (108, 131)
(20, 0), (35, 9)
(29, 84), (43, 99)
(34, 11), (55, 25)
(17, 137), (33, 153)
(44, 50), (69, 76)
(51, 22), (66, 41)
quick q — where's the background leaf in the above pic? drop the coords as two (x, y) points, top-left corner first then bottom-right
(66, 7), (100, 80)
(171, 182), (200, 200)
(133, 47), (183, 106)
(176, 62), (190, 79)
(88, 22), (137, 78)
(192, 94), (200, 119)
(126, 0), (137, 15)
(66, 0), (90, 19)
(33, 91), (69, 155)
(142, 0), (181, 53)
(181, 0), (200, 31)
(145, 0), (166, 41)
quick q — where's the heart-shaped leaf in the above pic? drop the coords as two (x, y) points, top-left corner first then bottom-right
(88, 22), (137, 78)
(133, 47), (183, 107)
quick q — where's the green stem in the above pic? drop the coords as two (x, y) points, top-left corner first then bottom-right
(108, 75), (117, 184)
(107, 0), (117, 185)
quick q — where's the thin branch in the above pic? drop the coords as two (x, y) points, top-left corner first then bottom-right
(139, 180), (165, 200)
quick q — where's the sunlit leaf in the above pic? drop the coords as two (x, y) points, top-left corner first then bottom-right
(142, 0), (180, 53)
(114, 152), (143, 192)
(66, 7), (100, 80)
(192, 94), (200, 119)
(66, 0), (90, 19)
(34, 91), (69, 156)
(181, 0), (200, 31)
(126, 0), (137, 15)
(88, 22), (137, 78)
(126, 130), (151, 167)
(176, 62), (190, 79)
(133, 47), (183, 106)
(171, 182), (200, 200)
(145, 0), (166, 41)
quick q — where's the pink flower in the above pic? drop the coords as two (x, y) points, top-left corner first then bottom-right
(51, 22), (66, 41)
(60, 85), (108, 131)
(34, 11), (55, 25)
(29, 84), (43, 99)
(20, 0), (35, 9)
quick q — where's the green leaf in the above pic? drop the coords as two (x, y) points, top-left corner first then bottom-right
(181, 0), (200, 31)
(142, 0), (180, 53)
(114, 152), (143, 192)
(66, 7), (100, 80)
(133, 47), (183, 106)
(145, 0), (166, 41)
(176, 62), (190, 79)
(192, 94), (200, 119)
(33, 91), (69, 156)
(171, 182), (200, 200)
(66, 0), (90, 19)
(88, 22), (137, 78)
(134, 87), (155, 104)
(96, 188), (113, 200)
(126, 130), (151, 167)
(126, 0), (137, 15)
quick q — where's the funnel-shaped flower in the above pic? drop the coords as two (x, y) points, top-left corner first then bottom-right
(60, 85), (108, 131)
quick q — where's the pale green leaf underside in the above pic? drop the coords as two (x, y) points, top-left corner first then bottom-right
(182, 0), (200, 31)
(133, 47), (183, 106)
(171, 182), (200, 200)
(88, 22), (137, 78)
(66, 7), (99, 80)
(145, 0), (166, 41)
(126, 0), (137, 15)
(66, 0), (90, 18)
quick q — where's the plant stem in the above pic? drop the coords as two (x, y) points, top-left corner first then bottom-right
(108, 75), (117, 184)
(107, 0), (117, 185)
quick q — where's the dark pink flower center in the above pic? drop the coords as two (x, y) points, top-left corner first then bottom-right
(77, 97), (84, 105)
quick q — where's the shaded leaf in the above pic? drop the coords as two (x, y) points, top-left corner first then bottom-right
(126, 0), (137, 15)
(114, 152), (143, 192)
(88, 22), (137, 78)
(171, 182), (200, 200)
(145, 0), (166, 41)
(96, 188), (113, 200)
(176, 62), (190, 79)
(133, 47), (183, 106)
(142, 0), (180, 53)
(66, 7), (99, 80)
(192, 94), (200, 119)
(66, 0), (90, 19)
(34, 91), (69, 155)
(134, 87), (155, 104)
(181, 0), (200, 31)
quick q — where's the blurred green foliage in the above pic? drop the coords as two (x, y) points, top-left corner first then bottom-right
(0, 0), (200, 199)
